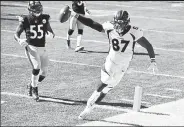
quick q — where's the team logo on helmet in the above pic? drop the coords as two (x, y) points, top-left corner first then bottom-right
(42, 19), (46, 24)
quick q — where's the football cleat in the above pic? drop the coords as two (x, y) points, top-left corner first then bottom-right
(78, 104), (95, 120)
(32, 87), (39, 102)
(27, 83), (32, 96)
(66, 40), (71, 49)
(75, 46), (84, 52)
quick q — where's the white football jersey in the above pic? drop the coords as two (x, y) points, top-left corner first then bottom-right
(102, 21), (143, 64)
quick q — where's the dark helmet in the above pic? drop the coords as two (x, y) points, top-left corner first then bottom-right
(28, 1), (43, 17)
(113, 10), (130, 33)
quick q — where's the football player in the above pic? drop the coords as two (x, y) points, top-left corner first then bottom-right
(66, 1), (90, 52)
(73, 10), (158, 119)
(14, 1), (55, 101)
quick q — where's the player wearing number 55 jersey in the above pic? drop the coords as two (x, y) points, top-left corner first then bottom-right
(14, 1), (55, 101)
(73, 10), (158, 119)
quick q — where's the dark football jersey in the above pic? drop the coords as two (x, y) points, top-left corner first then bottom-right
(21, 14), (50, 47)
(72, 1), (85, 15)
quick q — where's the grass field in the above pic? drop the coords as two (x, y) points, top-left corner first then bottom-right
(1, 1), (184, 126)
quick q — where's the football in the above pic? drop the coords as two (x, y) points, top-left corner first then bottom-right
(59, 5), (71, 23)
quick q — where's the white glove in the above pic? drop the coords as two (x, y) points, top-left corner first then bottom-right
(147, 59), (158, 74)
(18, 39), (28, 48)
(85, 8), (91, 15)
(46, 31), (55, 38)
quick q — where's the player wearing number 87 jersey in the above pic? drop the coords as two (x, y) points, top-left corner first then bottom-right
(14, 1), (55, 101)
(74, 10), (159, 119)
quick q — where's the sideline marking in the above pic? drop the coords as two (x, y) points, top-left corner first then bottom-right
(2, 53), (184, 79)
(1, 2), (184, 21)
(1, 91), (136, 112)
(1, 92), (75, 104)
(1, 101), (6, 104)
(165, 88), (182, 92)
(2, 29), (184, 53)
(144, 93), (175, 99)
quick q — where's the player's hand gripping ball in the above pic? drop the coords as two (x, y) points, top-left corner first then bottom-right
(59, 5), (71, 23)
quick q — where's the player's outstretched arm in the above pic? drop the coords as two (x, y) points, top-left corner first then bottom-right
(137, 36), (155, 59)
(74, 14), (104, 32)
(137, 36), (158, 74)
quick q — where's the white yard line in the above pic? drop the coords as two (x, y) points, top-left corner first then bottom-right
(1, 29), (184, 53)
(144, 93), (175, 99)
(89, 2), (180, 12)
(132, 70), (184, 79)
(1, 92), (75, 104)
(2, 53), (184, 79)
(1, 3), (184, 21)
(1, 101), (6, 104)
(165, 88), (182, 92)
(120, 98), (151, 105)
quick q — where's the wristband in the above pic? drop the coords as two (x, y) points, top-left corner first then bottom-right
(151, 58), (156, 63)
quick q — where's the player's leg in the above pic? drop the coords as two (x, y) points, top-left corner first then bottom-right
(75, 19), (84, 52)
(39, 47), (49, 84)
(25, 46), (41, 101)
(66, 15), (76, 49)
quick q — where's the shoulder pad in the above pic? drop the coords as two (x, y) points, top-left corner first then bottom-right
(130, 25), (143, 41)
(42, 14), (50, 20)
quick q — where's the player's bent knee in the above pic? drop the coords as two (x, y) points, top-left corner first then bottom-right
(32, 69), (40, 76)
(78, 29), (83, 35)
(102, 86), (113, 94)
(68, 29), (74, 35)
(97, 83), (107, 92)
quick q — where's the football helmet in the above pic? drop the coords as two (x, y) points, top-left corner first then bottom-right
(28, 1), (43, 17)
(113, 10), (130, 33)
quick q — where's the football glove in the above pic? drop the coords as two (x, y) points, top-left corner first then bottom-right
(18, 39), (28, 48)
(85, 8), (91, 15)
(147, 58), (158, 74)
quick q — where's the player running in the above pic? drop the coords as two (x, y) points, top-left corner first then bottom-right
(14, 1), (55, 101)
(66, 1), (90, 52)
(73, 10), (158, 119)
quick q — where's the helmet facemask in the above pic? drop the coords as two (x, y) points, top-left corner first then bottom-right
(113, 10), (130, 34)
(28, 1), (43, 17)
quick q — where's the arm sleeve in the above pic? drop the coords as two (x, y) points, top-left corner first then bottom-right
(77, 15), (104, 32)
(137, 36), (155, 59)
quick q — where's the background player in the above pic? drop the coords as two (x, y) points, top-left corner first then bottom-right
(66, 1), (90, 52)
(14, 1), (55, 101)
(73, 10), (158, 119)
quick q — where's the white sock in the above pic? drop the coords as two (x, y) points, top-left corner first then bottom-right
(77, 34), (82, 47)
(67, 33), (70, 41)
(87, 90), (101, 106)
(31, 74), (39, 87)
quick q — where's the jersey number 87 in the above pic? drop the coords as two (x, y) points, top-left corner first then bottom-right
(111, 38), (130, 52)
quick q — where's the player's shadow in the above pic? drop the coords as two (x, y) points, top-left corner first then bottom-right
(133, 52), (159, 56)
(98, 101), (148, 109)
(38, 95), (147, 109)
